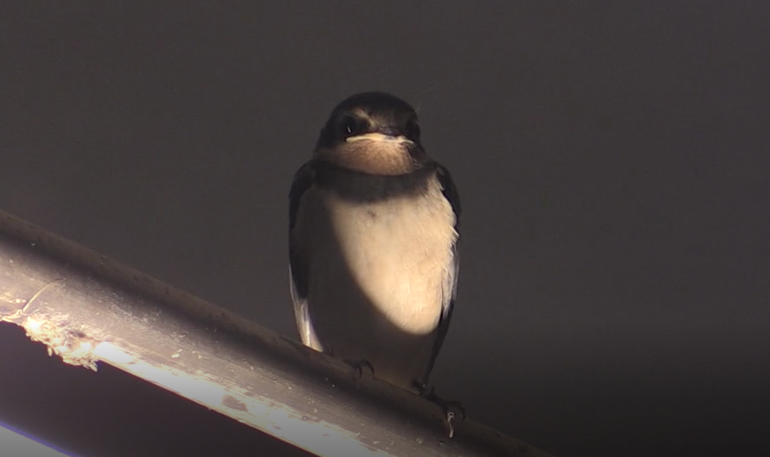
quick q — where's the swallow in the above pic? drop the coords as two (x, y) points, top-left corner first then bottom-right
(289, 91), (460, 393)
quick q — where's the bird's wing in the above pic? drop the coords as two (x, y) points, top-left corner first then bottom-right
(425, 164), (461, 379)
(288, 162), (322, 349)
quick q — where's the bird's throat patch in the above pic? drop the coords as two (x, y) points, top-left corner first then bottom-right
(317, 137), (419, 176)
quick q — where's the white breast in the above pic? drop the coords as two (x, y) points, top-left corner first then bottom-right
(320, 180), (457, 335)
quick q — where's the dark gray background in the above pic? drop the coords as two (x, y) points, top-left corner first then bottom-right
(2, 2), (769, 456)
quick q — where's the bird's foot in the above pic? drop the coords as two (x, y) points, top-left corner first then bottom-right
(343, 358), (375, 378)
(414, 382), (466, 438)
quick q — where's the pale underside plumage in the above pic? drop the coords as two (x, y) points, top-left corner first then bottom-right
(289, 165), (459, 391)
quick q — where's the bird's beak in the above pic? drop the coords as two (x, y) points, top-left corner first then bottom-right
(346, 132), (414, 145)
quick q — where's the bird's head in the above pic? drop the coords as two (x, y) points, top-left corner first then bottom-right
(314, 92), (428, 176)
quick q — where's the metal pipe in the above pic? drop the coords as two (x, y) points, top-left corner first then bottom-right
(0, 208), (553, 457)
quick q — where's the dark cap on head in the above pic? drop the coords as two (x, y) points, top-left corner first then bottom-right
(316, 92), (422, 149)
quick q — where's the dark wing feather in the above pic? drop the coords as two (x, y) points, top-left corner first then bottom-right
(424, 164), (461, 381)
(289, 162), (316, 299)
(437, 164), (461, 223)
(289, 162), (324, 348)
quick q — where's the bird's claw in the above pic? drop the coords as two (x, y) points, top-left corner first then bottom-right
(343, 358), (375, 378)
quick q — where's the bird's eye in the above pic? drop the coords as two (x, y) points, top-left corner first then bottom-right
(340, 115), (360, 137)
